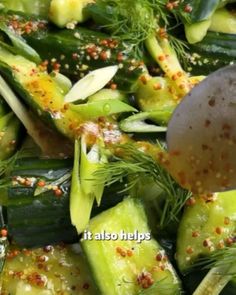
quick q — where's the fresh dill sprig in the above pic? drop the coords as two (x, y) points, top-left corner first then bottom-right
(0, 143), (42, 188)
(94, 0), (169, 55)
(0, 152), (19, 177)
(93, 0), (189, 67)
(169, 34), (189, 67)
(96, 143), (191, 228)
(190, 246), (236, 274)
(138, 276), (184, 295)
(190, 246), (236, 295)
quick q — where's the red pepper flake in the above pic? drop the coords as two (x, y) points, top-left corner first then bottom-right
(83, 283), (90, 290)
(36, 255), (47, 263)
(27, 272), (45, 288)
(117, 52), (124, 62)
(177, 71), (183, 77)
(54, 188), (63, 197)
(224, 217), (230, 225)
(179, 83), (186, 90)
(184, 4), (193, 13)
(156, 253), (164, 261)
(186, 197), (196, 206)
(116, 246), (127, 257)
(192, 231), (200, 238)
(202, 193), (215, 203)
(22, 249), (32, 256)
(137, 272), (154, 289)
(7, 249), (20, 259)
(11, 20), (20, 30)
(38, 22), (46, 29)
(1, 228), (8, 237)
(100, 39), (108, 46)
(52, 62), (61, 71)
(100, 51), (108, 61)
(90, 51), (98, 59)
(166, 2), (174, 10)
(225, 237), (234, 246)
(72, 53), (78, 60)
(110, 83), (117, 90)
(86, 45), (97, 54)
(24, 22), (32, 34)
(37, 180), (46, 187)
(203, 238), (212, 248)
(12, 250), (20, 257)
(109, 40), (118, 49)
(159, 28), (168, 39)
(63, 103), (69, 111)
(186, 246), (194, 254)
(215, 227), (223, 235)
(127, 249), (133, 257)
(43, 245), (53, 253)
(172, 74), (178, 81)
(153, 83), (162, 90)
(139, 75), (149, 85)
(158, 55), (165, 61)
(14, 271), (24, 278)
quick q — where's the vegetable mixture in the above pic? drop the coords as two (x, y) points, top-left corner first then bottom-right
(0, 0), (235, 294)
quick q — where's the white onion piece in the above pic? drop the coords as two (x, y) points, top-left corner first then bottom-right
(64, 65), (119, 103)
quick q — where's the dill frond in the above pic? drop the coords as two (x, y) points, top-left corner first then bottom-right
(0, 152), (19, 177)
(190, 246), (236, 274)
(169, 34), (189, 68)
(96, 143), (191, 228)
(138, 276), (184, 295)
(95, 0), (169, 55)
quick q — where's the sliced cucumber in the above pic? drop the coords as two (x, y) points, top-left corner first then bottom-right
(81, 198), (182, 295)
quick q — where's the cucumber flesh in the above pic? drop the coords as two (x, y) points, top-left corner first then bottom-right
(81, 198), (182, 295)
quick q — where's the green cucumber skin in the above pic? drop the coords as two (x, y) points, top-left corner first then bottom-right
(0, 114), (22, 160)
(176, 191), (236, 273)
(1, 11), (144, 92)
(176, 0), (234, 23)
(0, 60), (64, 134)
(176, 191), (236, 295)
(81, 198), (182, 295)
(11, 157), (73, 178)
(0, 0), (51, 17)
(2, 158), (125, 248)
(185, 32), (236, 75)
(25, 29), (143, 92)
(0, 96), (9, 117)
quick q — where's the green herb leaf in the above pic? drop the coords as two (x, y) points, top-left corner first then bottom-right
(96, 143), (191, 228)
(87, 0), (169, 55)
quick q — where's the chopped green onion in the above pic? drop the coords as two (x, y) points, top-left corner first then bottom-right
(64, 65), (119, 103)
